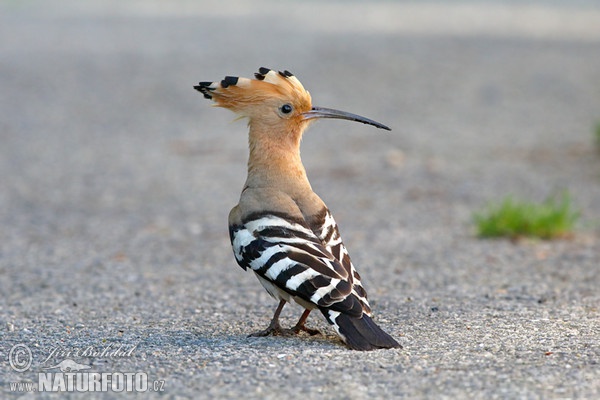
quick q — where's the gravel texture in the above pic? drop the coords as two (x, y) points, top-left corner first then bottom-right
(1, 1), (599, 398)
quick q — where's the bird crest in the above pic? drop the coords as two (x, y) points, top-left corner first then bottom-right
(194, 67), (312, 119)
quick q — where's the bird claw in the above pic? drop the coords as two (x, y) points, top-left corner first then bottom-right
(248, 323), (321, 338)
(248, 326), (293, 338)
(291, 324), (321, 336)
(248, 320), (293, 337)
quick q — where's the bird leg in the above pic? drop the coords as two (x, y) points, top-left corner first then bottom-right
(290, 309), (321, 336)
(248, 299), (289, 337)
(248, 302), (321, 337)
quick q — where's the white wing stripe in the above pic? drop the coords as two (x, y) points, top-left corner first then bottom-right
(264, 258), (294, 281)
(232, 228), (255, 261)
(310, 278), (341, 304)
(247, 243), (281, 270)
(285, 269), (320, 291)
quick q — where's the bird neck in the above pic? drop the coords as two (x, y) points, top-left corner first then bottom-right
(244, 123), (312, 194)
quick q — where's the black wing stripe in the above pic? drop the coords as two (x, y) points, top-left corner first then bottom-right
(255, 251), (289, 275)
(286, 250), (346, 280)
(258, 226), (318, 243)
(241, 237), (278, 262)
(273, 263), (306, 288)
(288, 241), (333, 260)
(242, 211), (308, 228)
(320, 285), (363, 317)
(321, 224), (338, 244)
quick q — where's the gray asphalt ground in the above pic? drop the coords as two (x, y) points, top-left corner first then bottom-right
(1, 1), (600, 398)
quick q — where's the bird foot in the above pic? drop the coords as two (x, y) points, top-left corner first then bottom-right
(291, 324), (321, 336)
(248, 323), (321, 337)
(248, 322), (294, 337)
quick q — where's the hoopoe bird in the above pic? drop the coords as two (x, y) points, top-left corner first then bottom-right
(194, 67), (401, 351)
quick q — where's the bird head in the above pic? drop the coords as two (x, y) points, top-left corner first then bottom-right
(194, 67), (390, 135)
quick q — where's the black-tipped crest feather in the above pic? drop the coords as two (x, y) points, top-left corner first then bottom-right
(194, 81), (215, 99)
(221, 76), (239, 88)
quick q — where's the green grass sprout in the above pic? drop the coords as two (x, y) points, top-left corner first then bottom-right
(474, 193), (579, 240)
(594, 121), (600, 151)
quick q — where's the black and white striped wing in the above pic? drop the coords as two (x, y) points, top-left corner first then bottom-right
(229, 213), (363, 316)
(311, 209), (372, 315)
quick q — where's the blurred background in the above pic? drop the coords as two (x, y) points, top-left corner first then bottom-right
(2, 0), (600, 312)
(2, 0), (599, 231)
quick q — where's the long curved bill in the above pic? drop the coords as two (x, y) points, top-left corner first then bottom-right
(302, 106), (391, 131)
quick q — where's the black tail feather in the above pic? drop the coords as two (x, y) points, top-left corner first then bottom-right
(324, 310), (401, 351)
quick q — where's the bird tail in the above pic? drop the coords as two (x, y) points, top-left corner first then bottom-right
(322, 309), (402, 351)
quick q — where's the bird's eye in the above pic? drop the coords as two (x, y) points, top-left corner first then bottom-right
(280, 104), (293, 114)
